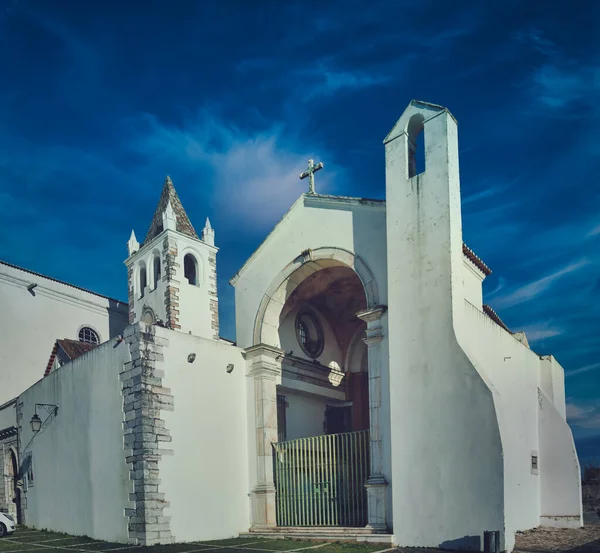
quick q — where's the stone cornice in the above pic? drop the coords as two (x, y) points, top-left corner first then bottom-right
(356, 305), (388, 323)
(243, 343), (285, 361)
(244, 344), (284, 379)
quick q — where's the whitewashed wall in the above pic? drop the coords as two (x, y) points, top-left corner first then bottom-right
(384, 103), (505, 550)
(0, 401), (16, 435)
(231, 195), (392, 522)
(0, 262), (128, 404)
(158, 329), (249, 542)
(18, 338), (130, 542)
(462, 260), (485, 309)
(538, 390), (582, 527)
(458, 302), (542, 551)
(539, 356), (567, 420)
(283, 393), (327, 440)
(232, 196), (389, 349)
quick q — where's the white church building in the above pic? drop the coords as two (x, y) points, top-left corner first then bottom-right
(0, 101), (582, 552)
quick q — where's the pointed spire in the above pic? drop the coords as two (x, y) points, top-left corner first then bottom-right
(127, 230), (140, 257)
(162, 200), (177, 231)
(143, 175), (199, 244)
(202, 217), (215, 246)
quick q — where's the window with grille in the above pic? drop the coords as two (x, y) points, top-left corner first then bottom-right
(79, 327), (99, 344)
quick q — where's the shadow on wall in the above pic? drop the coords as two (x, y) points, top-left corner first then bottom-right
(106, 299), (129, 339)
(439, 535), (481, 551)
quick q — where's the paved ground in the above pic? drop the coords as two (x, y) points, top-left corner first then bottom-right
(0, 531), (387, 553)
(1, 523), (600, 553)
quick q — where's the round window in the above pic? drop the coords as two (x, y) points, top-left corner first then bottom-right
(78, 326), (100, 345)
(295, 310), (324, 359)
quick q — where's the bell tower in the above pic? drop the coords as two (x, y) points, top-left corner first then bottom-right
(125, 176), (219, 340)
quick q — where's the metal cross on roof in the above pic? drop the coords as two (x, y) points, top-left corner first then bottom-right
(299, 159), (324, 195)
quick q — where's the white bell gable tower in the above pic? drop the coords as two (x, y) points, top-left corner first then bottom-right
(125, 176), (219, 340)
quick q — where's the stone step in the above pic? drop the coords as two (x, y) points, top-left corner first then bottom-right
(239, 528), (394, 544)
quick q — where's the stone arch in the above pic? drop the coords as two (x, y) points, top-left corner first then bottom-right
(344, 322), (368, 374)
(252, 247), (380, 347)
(5, 447), (20, 523)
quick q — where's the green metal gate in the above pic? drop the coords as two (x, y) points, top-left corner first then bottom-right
(272, 430), (369, 527)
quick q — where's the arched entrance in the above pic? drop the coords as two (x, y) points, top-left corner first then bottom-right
(245, 248), (388, 531)
(6, 449), (21, 524)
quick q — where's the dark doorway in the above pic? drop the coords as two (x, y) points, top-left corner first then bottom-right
(9, 450), (21, 524)
(325, 405), (352, 434)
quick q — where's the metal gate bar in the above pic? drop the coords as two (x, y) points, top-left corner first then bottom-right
(272, 430), (369, 527)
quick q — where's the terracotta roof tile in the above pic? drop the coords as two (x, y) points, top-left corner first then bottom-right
(483, 304), (511, 333)
(463, 244), (492, 276)
(43, 339), (98, 377)
(57, 339), (97, 360)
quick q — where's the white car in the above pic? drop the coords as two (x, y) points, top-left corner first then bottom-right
(0, 511), (16, 537)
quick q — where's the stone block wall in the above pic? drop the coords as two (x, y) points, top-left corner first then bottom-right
(121, 323), (174, 545)
(208, 250), (219, 340)
(162, 235), (181, 331)
(0, 434), (19, 521)
(127, 265), (136, 324)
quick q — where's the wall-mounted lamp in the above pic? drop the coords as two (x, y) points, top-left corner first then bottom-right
(187, 353), (196, 363)
(30, 404), (58, 433)
(226, 363), (234, 374)
(27, 283), (38, 296)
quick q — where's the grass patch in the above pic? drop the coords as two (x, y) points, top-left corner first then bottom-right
(7, 533), (75, 543)
(74, 543), (131, 551)
(0, 543), (45, 552)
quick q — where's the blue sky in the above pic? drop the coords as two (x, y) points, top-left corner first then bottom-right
(1, 1), (599, 463)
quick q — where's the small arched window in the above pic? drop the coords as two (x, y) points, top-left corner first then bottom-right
(79, 327), (100, 344)
(139, 264), (147, 297)
(153, 255), (161, 289)
(184, 254), (198, 285)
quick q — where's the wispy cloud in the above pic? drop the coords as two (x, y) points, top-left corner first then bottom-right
(567, 401), (600, 429)
(531, 63), (600, 110)
(566, 363), (600, 378)
(300, 66), (392, 101)
(587, 223), (600, 238)
(488, 259), (590, 309)
(519, 323), (563, 342)
(519, 28), (600, 115)
(517, 27), (561, 57)
(124, 111), (342, 231)
(462, 182), (511, 206)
